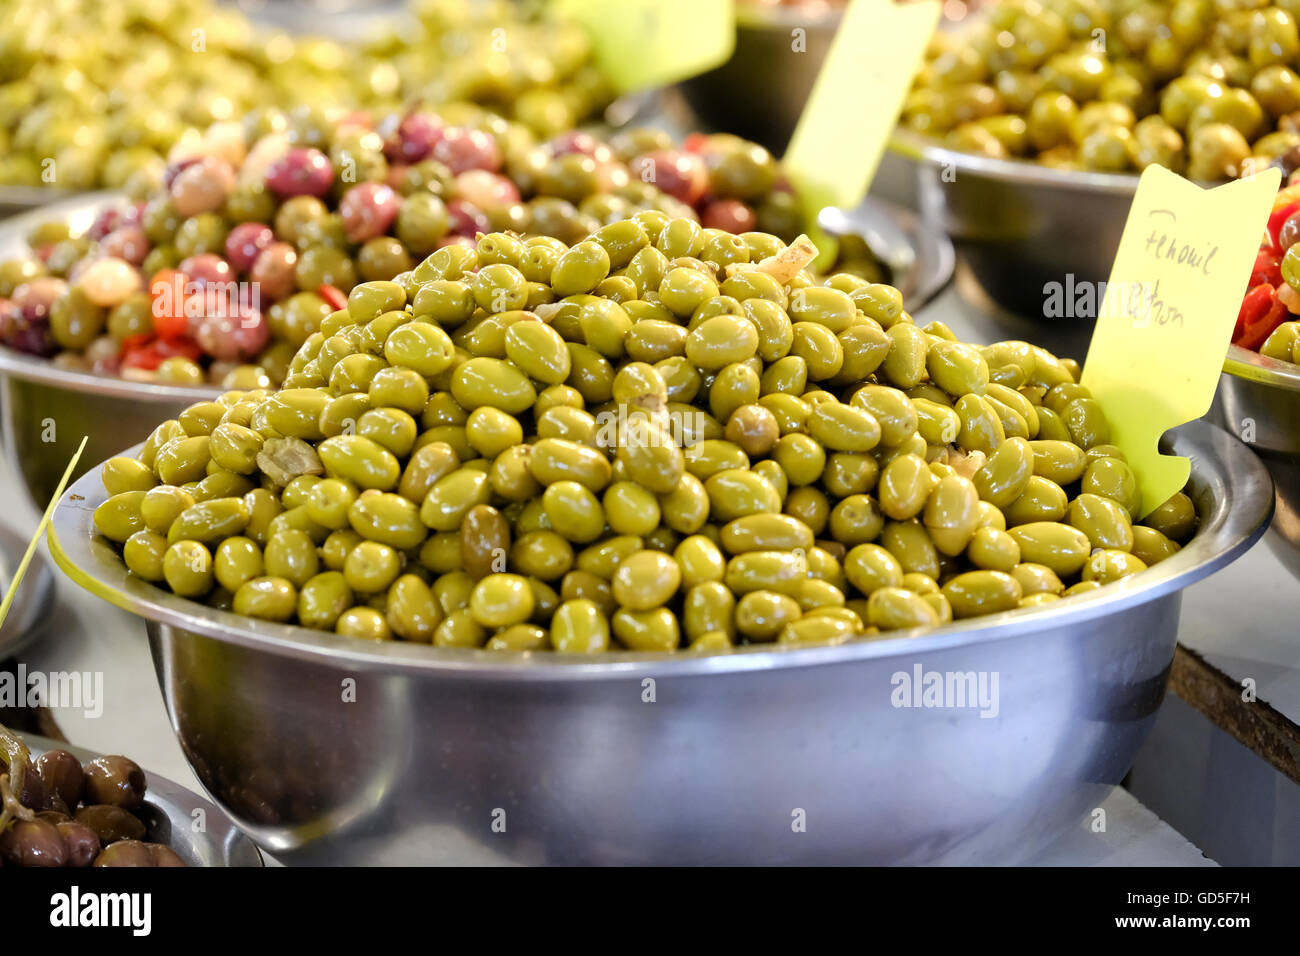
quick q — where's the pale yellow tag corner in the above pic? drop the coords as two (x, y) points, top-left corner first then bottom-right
(1081, 165), (1280, 517)
(558, 0), (735, 95)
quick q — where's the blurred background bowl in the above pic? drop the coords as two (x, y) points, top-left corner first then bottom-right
(49, 421), (1271, 865)
(676, 1), (983, 210)
(1214, 344), (1300, 583)
(0, 193), (217, 509)
(0, 523), (56, 657)
(678, 2), (840, 154)
(889, 128), (1139, 317)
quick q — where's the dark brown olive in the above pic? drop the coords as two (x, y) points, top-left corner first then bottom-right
(44, 794), (71, 816)
(0, 818), (68, 867)
(149, 844), (186, 867)
(57, 821), (102, 867)
(16, 760), (47, 810)
(93, 839), (156, 867)
(36, 749), (85, 809)
(1280, 212), (1300, 251)
(36, 810), (71, 825)
(82, 755), (147, 810)
(74, 804), (147, 844)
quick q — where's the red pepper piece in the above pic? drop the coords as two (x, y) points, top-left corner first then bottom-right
(121, 343), (165, 371)
(318, 284), (347, 312)
(1234, 284), (1275, 343)
(1251, 247), (1283, 289)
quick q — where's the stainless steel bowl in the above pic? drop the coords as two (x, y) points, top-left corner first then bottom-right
(820, 200), (954, 311)
(0, 349), (220, 512)
(1214, 344), (1300, 582)
(47, 421), (1270, 865)
(0, 524), (57, 658)
(0, 193), (220, 508)
(19, 732), (263, 866)
(889, 128), (1139, 317)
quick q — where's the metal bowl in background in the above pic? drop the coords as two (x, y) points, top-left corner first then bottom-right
(48, 421), (1271, 865)
(0, 186), (72, 221)
(889, 128), (1139, 318)
(674, 2), (982, 210)
(0, 350), (220, 513)
(820, 199), (954, 311)
(0, 193), (223, 510)
(678, 3), (840, 154)
(19, 732), (263, 866)
(1213, 344), (1300, 582)
(0, 524), (56, 659)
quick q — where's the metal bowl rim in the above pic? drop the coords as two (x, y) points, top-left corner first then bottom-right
(48, 420), (1272, 680)
(889, 127), (1151, 196)
(1223, 343), (1300, 392)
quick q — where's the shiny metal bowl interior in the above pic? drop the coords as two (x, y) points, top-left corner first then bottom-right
(889, 128), (1140, 318)
(0, 193), (221, 510)
(48, 421), (1271, 864)
(19, 732), (263, 866)
(1214, 344), (1300, 582)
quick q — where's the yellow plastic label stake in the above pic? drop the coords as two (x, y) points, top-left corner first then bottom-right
(556, 0), (735, 94)
(0, 435), (87, 627)
(1080, 164), (1280, 518)
(783, 0), (940, 270)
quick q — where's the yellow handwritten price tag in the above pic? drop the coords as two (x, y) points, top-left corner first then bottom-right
(783, 0), (940, 269)
(556, 0), (735, 94)
(1081, 164), (1280, 517)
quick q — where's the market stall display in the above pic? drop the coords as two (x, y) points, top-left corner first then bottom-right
(0, 0), (1293, 875)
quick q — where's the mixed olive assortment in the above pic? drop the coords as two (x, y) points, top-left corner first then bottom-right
(1236, 145), (1300, 363)
(0, 108), (876, 386)
(907, 0), (1300, 178)
(90, 215), (1196, 651)
(0, 0), (609, 190)
(0, 727), (185, 867)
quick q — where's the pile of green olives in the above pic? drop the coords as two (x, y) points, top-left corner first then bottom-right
(92, 213), (1196, 652)
(906, 0), (1300, 179)
(3, 110), (881, 388)
(0, 0), (609, 190)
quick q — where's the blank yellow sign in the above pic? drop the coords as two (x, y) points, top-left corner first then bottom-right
(1081, 164), (1281, 517)
(783, 0), (940, 268)
(557, 0), (735, 94)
